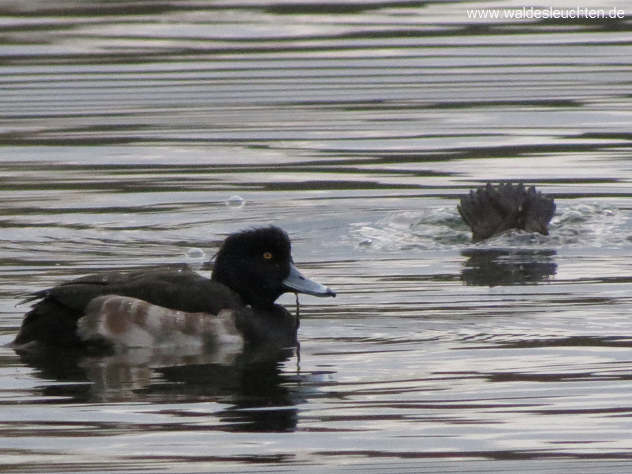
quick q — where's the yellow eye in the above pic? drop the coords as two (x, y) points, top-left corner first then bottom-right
(263, 251), (273, 260)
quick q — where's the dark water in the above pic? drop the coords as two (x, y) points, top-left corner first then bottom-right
(1, 1), (632, 472)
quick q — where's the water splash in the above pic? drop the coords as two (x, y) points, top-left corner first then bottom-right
(549, 202), (627, 248)
(352, 202), (630, 251)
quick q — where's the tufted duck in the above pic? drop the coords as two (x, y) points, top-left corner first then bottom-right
(13, 226), (335, 350)
(458, 183), (555, 242)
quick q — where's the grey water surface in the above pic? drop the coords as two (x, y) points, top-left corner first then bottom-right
(1, 1), (632, 472)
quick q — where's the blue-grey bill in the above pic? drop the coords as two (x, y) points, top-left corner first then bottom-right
(283, 264), (336, 297)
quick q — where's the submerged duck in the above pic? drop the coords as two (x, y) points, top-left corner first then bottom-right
(458, 183), (555, 242)
(13, 226), (335, 350)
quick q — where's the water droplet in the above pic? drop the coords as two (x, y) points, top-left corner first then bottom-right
(226, 195), (245, 208)
(186, 248), (205, 259)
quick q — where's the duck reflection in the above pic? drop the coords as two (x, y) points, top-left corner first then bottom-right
(15, 342), (300, 432)
(461, 248), (557, 286)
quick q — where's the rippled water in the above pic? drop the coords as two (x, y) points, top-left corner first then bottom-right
(1, 1), (632, 472)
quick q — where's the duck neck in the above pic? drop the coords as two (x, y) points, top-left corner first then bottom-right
(212, 265), (278, 310)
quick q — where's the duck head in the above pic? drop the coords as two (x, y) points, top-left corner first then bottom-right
(212, 226), (335, 309)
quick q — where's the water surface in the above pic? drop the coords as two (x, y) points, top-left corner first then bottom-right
(1, 1), (632, 472)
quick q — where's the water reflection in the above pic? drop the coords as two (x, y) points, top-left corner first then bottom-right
(2, 0), (632, 470)
(16, 344), (299, 432)
(491, 335), (632, 350)
(461, 248), (557, 286)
